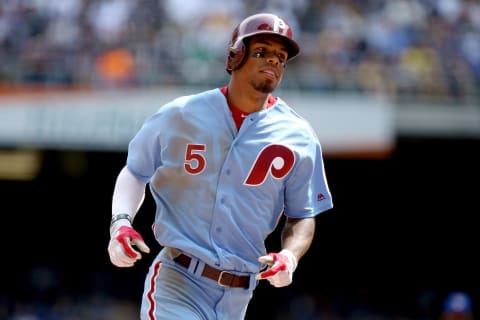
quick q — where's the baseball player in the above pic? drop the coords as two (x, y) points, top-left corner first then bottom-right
(108, 12), (333, 320)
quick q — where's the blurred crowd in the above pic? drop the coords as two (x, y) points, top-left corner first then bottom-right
(1, 0), (479, 103)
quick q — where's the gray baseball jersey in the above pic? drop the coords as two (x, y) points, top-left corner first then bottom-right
(126, 87), (333, 273)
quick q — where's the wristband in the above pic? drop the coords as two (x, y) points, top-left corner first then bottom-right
(110, 213), (132, 226)
(279, 249), (298, 272)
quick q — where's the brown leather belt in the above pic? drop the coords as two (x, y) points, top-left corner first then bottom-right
(173, 253), (249, 289)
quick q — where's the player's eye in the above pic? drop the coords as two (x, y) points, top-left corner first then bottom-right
(277, 53), (287, 64)
(252, 51), (265, 58)
(252, 49), (287, 67)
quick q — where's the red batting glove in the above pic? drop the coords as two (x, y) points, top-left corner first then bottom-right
(256, 249), (298, 287)
(108, 225), (150, 267)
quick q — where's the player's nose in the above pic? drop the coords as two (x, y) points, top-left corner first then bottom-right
(265, 53), (285, 68)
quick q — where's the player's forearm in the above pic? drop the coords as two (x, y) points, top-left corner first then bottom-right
(280, 217), (316, 262)
(112, 166), (147, 220)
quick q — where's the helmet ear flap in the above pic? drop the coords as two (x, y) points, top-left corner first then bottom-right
(226, 44), (246, 74)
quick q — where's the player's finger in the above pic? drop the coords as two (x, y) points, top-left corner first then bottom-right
(109, 243), (136, 267)
(256, 264), (287, 280)
(132, 238), (151, 254)
(256, 269), (276, 280)
(118, 236), (140, 258)
(258, 255), (275, 265)
(256, 255), (277, 280)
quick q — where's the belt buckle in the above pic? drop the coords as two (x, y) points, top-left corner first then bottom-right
(217, 271), (228, 287)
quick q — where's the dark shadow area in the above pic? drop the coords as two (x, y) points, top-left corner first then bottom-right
(1, 137), (479, 319)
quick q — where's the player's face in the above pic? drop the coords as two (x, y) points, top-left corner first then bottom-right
(240, 35), (289, 93)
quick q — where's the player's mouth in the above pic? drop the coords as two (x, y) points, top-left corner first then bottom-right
(259, 68), (279, 80)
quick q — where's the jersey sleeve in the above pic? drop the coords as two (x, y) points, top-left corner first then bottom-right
(283, 132), (333, 218)
(126, 110), (165, 183)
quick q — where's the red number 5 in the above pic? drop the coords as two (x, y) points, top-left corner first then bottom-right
(184, 144), (206, 174)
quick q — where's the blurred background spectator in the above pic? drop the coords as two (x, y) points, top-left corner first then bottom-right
(439, 291), (474, 320)
(1, 0), (479, 102)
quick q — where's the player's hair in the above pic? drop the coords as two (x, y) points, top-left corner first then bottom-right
(225, 13), (300, 74)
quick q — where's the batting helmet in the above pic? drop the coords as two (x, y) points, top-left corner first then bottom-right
(226, 13), (300, 74)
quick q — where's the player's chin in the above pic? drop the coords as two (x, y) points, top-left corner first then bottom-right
(255, 80), (277, 94)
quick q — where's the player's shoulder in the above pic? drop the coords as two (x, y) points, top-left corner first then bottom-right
(274, 97), (318, 135)
(275, 97), (310, 123)
(159, 88), (223, 112)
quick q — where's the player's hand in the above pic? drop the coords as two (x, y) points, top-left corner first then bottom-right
(108, 224), (150, 267)
(256, 249), (298, 287)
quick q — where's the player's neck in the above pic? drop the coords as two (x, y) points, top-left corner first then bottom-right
(226, 85), (270, 114)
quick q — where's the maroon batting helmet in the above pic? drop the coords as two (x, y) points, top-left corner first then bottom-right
(226, 13), (300, 74)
